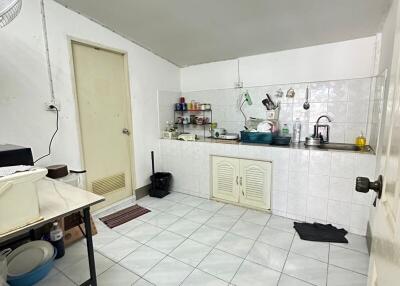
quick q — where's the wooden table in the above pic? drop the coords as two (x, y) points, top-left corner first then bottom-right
(0, 178), (104, 286)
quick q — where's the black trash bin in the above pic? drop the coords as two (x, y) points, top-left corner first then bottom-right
(149, 151), (172, 198)
(150, 172), (172, 198)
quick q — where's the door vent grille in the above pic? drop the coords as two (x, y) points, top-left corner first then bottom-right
(92, 173), (125, 195)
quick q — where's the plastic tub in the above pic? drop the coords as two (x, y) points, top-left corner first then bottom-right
(7, 249), (56, 286)
(272, 136), (292, 146)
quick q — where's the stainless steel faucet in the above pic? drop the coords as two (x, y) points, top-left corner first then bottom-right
(314, 115), (332, 143)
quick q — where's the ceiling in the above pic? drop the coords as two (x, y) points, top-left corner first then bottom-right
(55, 0), (392, 67)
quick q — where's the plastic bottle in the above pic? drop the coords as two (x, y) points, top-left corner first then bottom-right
(50, 222), (65, 259)
(293, 118), (302, 143)
(281, 124), (289, 136)
(355, 132), (366, 147)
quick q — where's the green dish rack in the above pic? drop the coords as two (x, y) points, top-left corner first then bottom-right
(240, 131), (276, 144)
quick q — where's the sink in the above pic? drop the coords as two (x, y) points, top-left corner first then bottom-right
(318, 143), (364, 151)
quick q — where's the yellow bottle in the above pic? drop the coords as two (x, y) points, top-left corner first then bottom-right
(355, 132), (366, 147)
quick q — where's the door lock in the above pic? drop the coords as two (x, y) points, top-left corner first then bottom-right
(356, 175), (383, 206)
(122, 128), (130, 135)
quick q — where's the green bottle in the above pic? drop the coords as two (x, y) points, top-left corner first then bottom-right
(282, 124), (289, 136)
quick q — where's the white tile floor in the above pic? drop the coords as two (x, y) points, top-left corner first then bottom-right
(37, 192), (369, 286)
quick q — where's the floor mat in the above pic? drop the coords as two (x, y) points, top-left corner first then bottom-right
(99, 204), (150, 228)
(294, 222), (348, 243)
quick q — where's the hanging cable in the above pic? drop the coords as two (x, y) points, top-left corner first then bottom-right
(34, 106), (59, 164)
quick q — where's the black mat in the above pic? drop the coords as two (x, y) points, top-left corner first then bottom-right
(294, 222), (348, 243)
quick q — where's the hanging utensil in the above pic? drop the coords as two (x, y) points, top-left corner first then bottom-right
(286, 87), (295, 98)
(275, 88), (284, 98)
(303, 86), (310, 110)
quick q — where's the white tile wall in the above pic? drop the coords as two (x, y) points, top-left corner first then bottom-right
(159, 139), (376, 236)
(159, 77), (375, 144)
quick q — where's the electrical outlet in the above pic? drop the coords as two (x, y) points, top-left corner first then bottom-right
(45, 100), (60, 111)
(234, 81), (243, 89)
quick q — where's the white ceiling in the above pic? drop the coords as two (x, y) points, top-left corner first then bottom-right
(55, 0), (392, 67)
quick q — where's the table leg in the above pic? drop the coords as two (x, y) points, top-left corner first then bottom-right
(81, 207), (97, 286)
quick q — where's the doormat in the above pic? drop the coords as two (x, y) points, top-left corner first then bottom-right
(99, 204), (150, 228)
(294, 222), (348, 243)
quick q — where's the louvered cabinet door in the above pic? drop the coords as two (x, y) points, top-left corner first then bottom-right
(212, 156), (240, 202)
(239, 159), (271, 210)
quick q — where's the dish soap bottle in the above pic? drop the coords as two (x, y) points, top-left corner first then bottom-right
(281, 124), (290, 137)
(355, 132), (366, 147)
(293, 118), (302, 143)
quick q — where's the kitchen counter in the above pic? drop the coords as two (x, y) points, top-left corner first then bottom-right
(159, 138), (376, 236)
(163, 137), (375, 155)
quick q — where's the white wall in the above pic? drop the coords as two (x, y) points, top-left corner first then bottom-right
(181, 37), (378, 92)
(0, 0), (180, 189)
(0, 0), (53, 161)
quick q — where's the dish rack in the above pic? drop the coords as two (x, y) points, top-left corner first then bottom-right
(240, 131), (277, 144)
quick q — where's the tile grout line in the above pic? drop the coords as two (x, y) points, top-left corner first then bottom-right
(178, 203), (244, 285)
(276, 223), (296, 286)
(228, 211), (272, 284)
(326, 243), (331, 286)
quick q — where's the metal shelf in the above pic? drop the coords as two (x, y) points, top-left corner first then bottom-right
(174, 109), (213, 140)
(174, 109), (212, 112)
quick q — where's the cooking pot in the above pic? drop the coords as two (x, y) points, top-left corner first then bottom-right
(211, 128), (226, 138)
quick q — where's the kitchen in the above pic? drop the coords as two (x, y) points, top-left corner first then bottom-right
(0, 0), (399, 286)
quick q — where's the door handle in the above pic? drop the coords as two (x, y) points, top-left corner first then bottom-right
(355, 175), (383, 206)
(122, 128), (130, 135)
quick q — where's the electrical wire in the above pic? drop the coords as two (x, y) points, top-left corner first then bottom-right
(34, 106), (59, 164)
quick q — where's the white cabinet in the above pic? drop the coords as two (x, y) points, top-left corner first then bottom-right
(212, 156), (240, 202)
(212, 156), (271, 210)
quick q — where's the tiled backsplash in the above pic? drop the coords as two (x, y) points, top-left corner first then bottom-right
(159, 77), (376, 144)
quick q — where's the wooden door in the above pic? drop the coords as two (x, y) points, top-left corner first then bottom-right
(368, 2), (400, 284)
(71, 41), (134, 209)
(239, 159), (271, 210)
(212, 156), (240, 202)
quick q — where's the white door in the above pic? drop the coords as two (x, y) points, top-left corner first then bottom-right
(71, 41), (134, 209)
(368, 2), (400, 284)
(239, 159), (271, 210)
(212, 156), (240, 202)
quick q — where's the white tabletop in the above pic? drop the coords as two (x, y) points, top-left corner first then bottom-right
(0, 178), (104, 242)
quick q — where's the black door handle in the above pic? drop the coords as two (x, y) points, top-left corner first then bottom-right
(355, 175), (383, 206)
